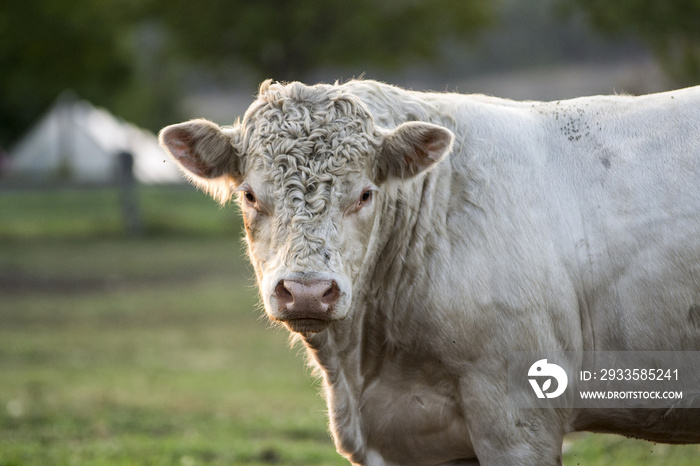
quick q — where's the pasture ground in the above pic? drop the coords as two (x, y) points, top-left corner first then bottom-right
(0, 185), (698, 465)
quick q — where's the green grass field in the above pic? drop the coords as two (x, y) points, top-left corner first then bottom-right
(0, 185), (698, 465)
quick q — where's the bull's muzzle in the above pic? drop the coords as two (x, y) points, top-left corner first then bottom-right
(275, 278), (340, 333)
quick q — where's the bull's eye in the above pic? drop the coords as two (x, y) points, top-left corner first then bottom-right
(347, 186), (376, 215)
(358, 189), (373, 208)
(242, 190), (258, 208)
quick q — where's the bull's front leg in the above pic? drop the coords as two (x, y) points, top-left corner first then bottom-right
(460, 375), (568, 466)
(467, 409), (566, 465)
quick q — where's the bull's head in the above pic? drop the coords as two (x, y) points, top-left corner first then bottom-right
(159, 81), (453, 334)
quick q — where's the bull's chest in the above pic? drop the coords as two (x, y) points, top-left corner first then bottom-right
(329, 367), (476, 465)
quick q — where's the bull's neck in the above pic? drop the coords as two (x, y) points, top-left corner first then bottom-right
(368, 171), (444, 308)
(301, 169), (448, 461)
(351, 170), (446, 336)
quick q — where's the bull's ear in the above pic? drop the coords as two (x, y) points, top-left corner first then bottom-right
(379, 121), (454, 180)
(159, 119), (242, 203)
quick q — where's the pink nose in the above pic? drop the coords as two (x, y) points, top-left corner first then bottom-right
(275, 279), (340, 320)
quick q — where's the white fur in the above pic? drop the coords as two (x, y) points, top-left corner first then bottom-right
(161, 81), (700, 465)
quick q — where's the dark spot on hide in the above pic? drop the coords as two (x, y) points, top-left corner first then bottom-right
(601, 156), (611, 169)
(412, 395), (426, 409)
(515, 419), (539, 431)
(689, 304), (700, 328)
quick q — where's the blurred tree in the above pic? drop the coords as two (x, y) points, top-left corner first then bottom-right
(1, 0), (494, 147)
(0, 0), (181, 147)
(155, 0), (494, 82)
(563, 0), (700, 84)
(1, 1), (125, 145)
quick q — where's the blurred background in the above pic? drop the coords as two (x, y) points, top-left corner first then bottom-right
(1, 1), (699, 464)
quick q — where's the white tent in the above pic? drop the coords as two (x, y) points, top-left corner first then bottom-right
(8, 94), (183, 184)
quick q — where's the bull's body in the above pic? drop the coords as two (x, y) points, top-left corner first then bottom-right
(160, 81), (700, 465)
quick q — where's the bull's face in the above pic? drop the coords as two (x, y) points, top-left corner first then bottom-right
(160, 81), (453, 334)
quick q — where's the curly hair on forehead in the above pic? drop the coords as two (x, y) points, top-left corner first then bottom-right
(241, 80), (384, 178)
(257, 79), (346, 106)
(246, 80), (378, 130)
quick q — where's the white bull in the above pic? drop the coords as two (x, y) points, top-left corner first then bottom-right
(159, 80), (700, 465)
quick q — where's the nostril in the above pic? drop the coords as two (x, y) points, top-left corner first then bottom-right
(321, 280), (340, 306)
(275, 280), (294, 306)
(275, 278), (341, 318)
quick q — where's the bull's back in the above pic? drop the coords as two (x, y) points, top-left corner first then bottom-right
(544, 87), (700, 351)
